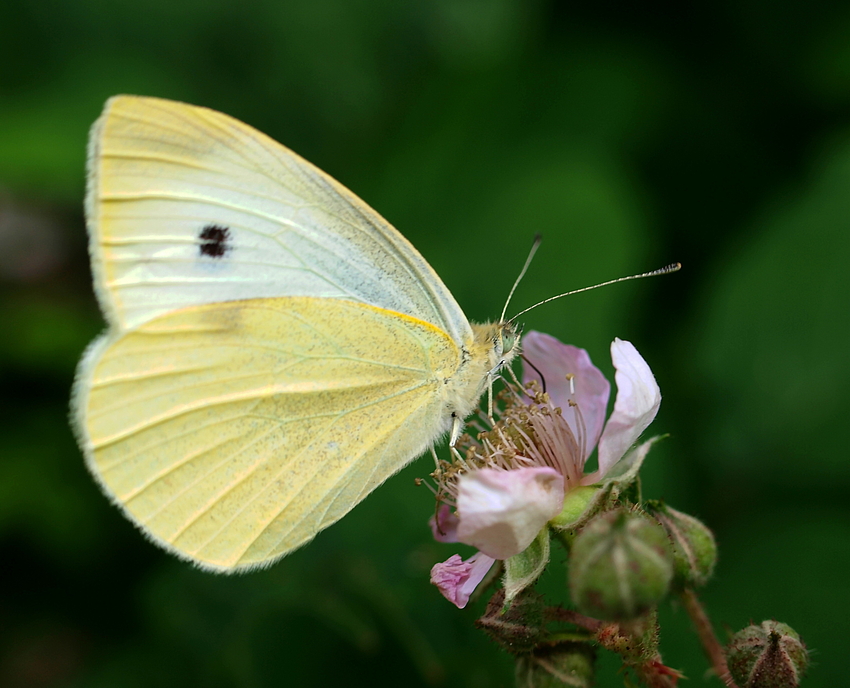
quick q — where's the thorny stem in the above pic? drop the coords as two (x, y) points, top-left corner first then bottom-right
(547, 608), (683, 687)
(634, 661), (680, 688)
(679, 588), (739, 688)
(544, 606), (603, 633)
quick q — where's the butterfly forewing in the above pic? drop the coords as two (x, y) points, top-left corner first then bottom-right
(87, 96), (471, 345)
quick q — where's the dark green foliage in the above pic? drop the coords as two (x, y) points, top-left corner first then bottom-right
(1, 1), (849, 685)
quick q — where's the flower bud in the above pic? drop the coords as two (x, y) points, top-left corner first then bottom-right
(475, 589), (546, 654)
(645, 501), (717, 588)
(726, 621), (808, 688)
(515, 643), (596, 688)
(568, 509), (673, 620)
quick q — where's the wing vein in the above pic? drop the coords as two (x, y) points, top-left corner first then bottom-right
(183, 381), (435, 560)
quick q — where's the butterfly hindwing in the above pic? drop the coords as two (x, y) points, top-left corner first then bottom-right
(75, 297), (459, 570)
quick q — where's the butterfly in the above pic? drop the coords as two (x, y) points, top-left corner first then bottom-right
(72, 96), (518, 572)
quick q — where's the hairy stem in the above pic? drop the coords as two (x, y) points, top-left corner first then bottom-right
(634, 661), (680, 688)
(679, 588), (739, 687)
(544, 606), (604, 632)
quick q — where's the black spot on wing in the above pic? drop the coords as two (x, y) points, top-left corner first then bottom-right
(199, 224), (231, 258)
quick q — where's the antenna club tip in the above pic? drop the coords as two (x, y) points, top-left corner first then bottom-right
(655, 262), (682, 276)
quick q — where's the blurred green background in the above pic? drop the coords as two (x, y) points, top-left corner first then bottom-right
(2, 1), (849, 686)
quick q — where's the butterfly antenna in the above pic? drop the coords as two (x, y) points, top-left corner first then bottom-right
(500, 234), (543, 323)
(508, 262), (682, 323)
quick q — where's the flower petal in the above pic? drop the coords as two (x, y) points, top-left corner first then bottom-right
(430, 551), (497, 608)
(456, 467), (565, 560)
(521, 331), (611, 458)
(429, 504), (460, 543)
(594, 338), (661, 479)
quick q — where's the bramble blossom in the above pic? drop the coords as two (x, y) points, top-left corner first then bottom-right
(429, 331), (661, 608)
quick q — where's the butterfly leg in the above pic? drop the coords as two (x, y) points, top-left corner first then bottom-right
(450, 444), (470, 470)
(486, 372), (495, 422)
(504, 365), (527, 398)
(429, 444), (441, 470)
(449, 413), (464, 446)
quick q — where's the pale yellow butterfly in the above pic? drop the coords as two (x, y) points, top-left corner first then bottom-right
(72, 96), (518, 572)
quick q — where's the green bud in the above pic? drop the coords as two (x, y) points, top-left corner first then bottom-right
(644, 501), (717, 588)
(475, 589), (546, 655)
(515, 642), (596, 688)
(726, 621), (808, 688)
(568, 509), (673, 621)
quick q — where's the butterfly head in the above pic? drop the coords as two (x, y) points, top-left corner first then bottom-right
(470, 320), (520, 376)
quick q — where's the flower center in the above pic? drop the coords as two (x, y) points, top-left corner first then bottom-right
(425, 382), (590, 505)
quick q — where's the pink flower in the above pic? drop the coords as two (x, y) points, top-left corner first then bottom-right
(428, 331), (661, 607)
(429, 552), (497, 609)
(522, 331), (661, 485)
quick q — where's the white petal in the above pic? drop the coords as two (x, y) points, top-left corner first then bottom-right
(456, 467), (564, 560)
(595, 338), (661, 478)
(521, 331), (610, 458)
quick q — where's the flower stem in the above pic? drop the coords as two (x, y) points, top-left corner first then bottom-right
(679, 588), (738, 687)
(634, 660), (681, 688)
(544, 606), (604, 632)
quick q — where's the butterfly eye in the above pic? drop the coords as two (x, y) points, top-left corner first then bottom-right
(500, 328), (517, 357)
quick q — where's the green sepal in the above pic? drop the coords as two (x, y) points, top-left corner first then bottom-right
(618, 474), (642, 505)
(503, 527), (550, 606)
(644, 500), (717, 589)
(603, 435), (666, 489)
